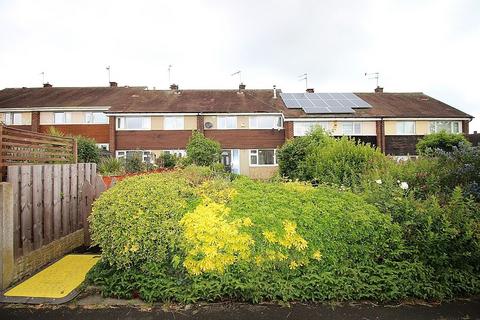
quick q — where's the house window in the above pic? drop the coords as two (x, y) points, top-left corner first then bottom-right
(163, 150), (186, 157)
(85, 112), (108, 124)
(54, 112), (72, 124)
(342, 122), (361, 135)
(250, 149), (277, 166)
(116, 150), (153, 163)
(217, 116), (237, 129)
(4, 112), (22, 125)
(249, 116), (282, 129)
(293, 121), (330, 136)
(116, 117), (151, 130)
(429, 121), (460, 133)
(396, 121), (416, 135)
(164, 116), (185, 130)
(96, 143), (109, 151)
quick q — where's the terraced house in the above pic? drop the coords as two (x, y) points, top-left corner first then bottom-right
(0, 83), (473, 178)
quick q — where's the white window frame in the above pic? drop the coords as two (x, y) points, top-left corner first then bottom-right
(249, 149), (278, 167)
(164, 116), (185, 130)
(293, 121), (330, 136)
(4, 112), (22, 125)
(249, 116), (282, 129)
(341, 122), (362, 135)
(163, 149), (187, 157)
(54, 112), (72, 124)
(116, 150), (154, 163)
(429, 121), (461, 134)
(217, 116), (237, 129)
(85, 112), (108, 124)
(396, 121), (416, 135)
(116, 117), (151, 130)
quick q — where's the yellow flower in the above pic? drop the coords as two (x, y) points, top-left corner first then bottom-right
(289, 260), (299, 270)
(312, 250), (322, 261)
(243, 218), (253, 227)
(263, 230), (277, 243)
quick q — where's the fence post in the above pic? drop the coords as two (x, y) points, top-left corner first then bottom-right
(0, 182), (14, 290)
(73, 138), (78, 164)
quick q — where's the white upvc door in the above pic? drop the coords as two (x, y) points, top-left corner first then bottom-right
(231, 149), (240, 174)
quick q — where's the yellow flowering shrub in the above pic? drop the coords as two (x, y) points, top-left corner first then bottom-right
(196, 179), (238, 204)
(180, 198), (253, 275)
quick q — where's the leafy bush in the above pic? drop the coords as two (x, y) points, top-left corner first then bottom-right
(416, 131), (470, 155)
(98, 157), (124, 176)
(88, 171), (436, 303)
(156, 153), (177, 168)
(186, 131), (221, 166)
(124, 153), (145, 173)
(278, 128), (387, 187)
(77, 136), (100, 163)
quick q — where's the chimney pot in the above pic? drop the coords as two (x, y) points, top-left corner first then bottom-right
(273, 85), (277, 99)
(239, 83), (246, 91)
(109, 81), (118, 87)
(43, 82), (52, 88)
(375, 86), (384, 93)
(170, 83), (179, 91)
(306, 88), (314, 93)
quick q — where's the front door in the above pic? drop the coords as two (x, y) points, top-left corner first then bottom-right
(221, 149), (240, 174)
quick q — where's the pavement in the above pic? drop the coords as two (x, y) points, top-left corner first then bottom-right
(0, 296), (479, 320)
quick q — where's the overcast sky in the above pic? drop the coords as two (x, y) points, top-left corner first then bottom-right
(1, 0), (479, 131)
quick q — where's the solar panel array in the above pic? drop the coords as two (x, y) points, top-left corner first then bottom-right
(280, 92), (372, 114)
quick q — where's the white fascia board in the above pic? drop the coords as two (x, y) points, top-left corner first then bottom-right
(0, 106), (111, 112)
(285, 118), (381, 122)
(383, 117), (471, 121)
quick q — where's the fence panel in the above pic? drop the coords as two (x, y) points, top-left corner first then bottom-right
(6, 163), (97, 259)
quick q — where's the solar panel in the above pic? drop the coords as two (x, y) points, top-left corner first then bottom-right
(280, 92), (371, 113)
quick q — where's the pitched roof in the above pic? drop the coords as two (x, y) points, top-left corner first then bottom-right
(0, 87), (472, 119)
(281, 92), (473, 119)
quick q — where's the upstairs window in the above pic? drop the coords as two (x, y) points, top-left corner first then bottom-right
(116, 117), (151, 130)
(54, 112), (72, 124)
(396, 121), (416, 135)
(85, 112), (108, 124)
(164, 116), (184, 130)
(249, 116), (282, 129)
(429, 121), (460, 134)
(4, 112), (22, 125)
(342, 122), (361, 135)
(217, 116), (237, 129)
(293, 121), (330, 136)
(250, 149), (277, 166)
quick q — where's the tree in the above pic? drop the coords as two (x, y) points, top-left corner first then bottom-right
(186, 131), (221, 166)
(416, 131), (471, 155)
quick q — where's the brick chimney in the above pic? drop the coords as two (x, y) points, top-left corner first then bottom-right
(170, 83), (179, 91)
(375, 86), (384, 93)
(109, 81), (118, 87)
(239, 83), (246, 91)
(306, 88), (314, 93)
(43, 82), (52, 88)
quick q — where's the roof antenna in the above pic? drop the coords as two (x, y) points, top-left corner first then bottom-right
(298, 73), (308, 90)
(365, 72), (380, 87)
(106, 66), (111, 83)
(231, 70), (242, 84)
(168, 64), (173, 85)
(40, 71), (45, 85)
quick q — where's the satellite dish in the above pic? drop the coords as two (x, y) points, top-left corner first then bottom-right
(204, 122), (213, 129)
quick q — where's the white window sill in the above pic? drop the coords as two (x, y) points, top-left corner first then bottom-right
(249, 164), (278, 167)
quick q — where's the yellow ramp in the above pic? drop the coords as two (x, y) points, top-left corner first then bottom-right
(4, 254), (99, 300)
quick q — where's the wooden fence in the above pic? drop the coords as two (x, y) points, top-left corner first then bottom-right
(0, 125), (77, 180)
(6, 163), (96, 259)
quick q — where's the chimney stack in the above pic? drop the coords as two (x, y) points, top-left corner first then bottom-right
(109, 81), (118, 87)
(375, 86), (384, 93)
(238, 83), (246, 93)
(43, 82), (52, 88)
(170, 83), (179, 91)
(306, 88), (314, 93)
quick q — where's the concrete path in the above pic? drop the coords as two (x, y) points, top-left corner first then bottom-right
(1, 297), (479, 320)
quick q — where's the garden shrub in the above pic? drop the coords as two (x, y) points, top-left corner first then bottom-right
(98, 157), (124, 176)
(416, 131), (470, 155)
(124, 153), (145, 173)
(77, 135), (100, 163)
(156, 152), (177, 168)
(88, 170), (437, 303)
(186, 131), (221, 166)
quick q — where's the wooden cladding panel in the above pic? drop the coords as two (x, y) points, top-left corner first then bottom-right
(39, 124), (109, 143)
(7, 163), (96, 258)
(205, 129), (285, 149)
(385, 135), (424, 156)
